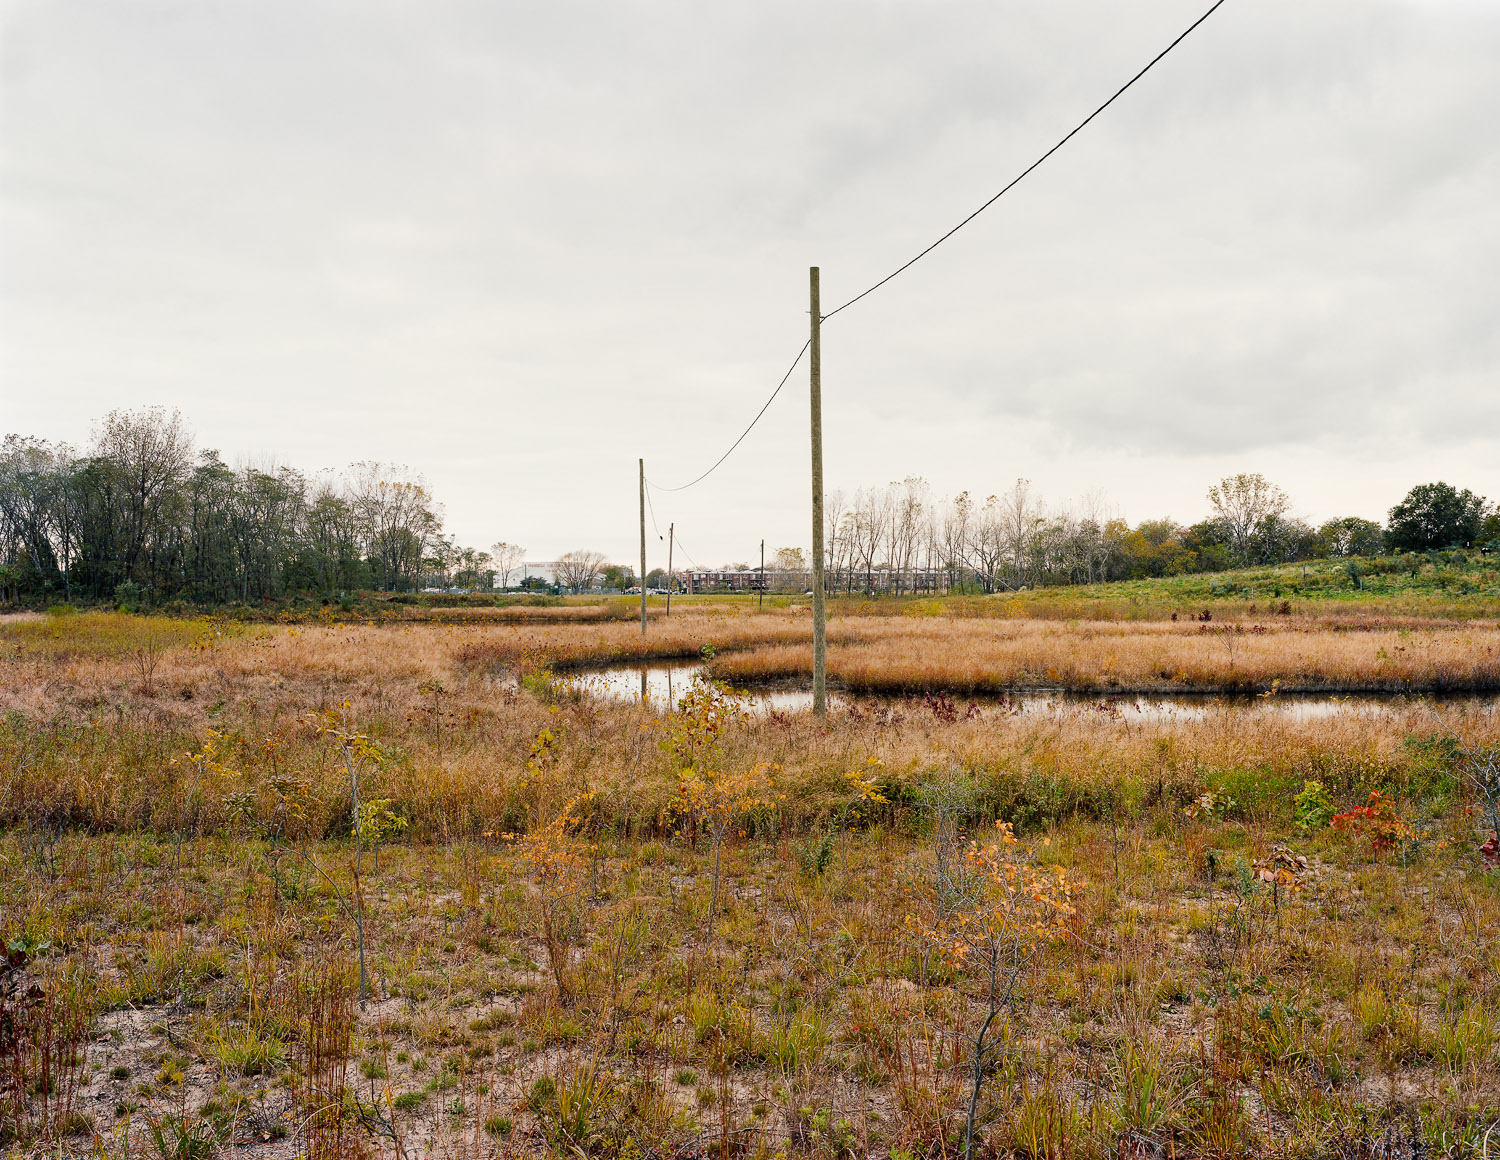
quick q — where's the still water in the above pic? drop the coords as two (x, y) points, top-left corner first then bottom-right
(569, 663), (1500, 722)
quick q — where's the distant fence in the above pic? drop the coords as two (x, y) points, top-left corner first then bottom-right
(683, 568), (957, 595)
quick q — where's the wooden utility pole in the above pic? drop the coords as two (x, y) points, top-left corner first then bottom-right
(639, 458), (647, 636)
(810, 267), (827, 716)
(759, 539), (764, 613)
(666, 523), (674, 616)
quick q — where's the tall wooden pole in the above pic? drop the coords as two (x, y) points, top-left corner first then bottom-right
(639, 458), (647, 636)
(759, 538), (764, 613)
(810, 267), (827, 717)
(666, 523), (674, 616)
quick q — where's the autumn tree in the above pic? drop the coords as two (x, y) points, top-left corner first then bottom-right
(1120, 518), (1195, 577)
(1207, 473), (1291, 565)
(344, 461), (442, 592)
(505, 791), (598, 1001)
(660, 676), (752, 932)
(941, 491), (974, 591)
(910, 822), (1074, 1160)
(771, 546), (806, 592)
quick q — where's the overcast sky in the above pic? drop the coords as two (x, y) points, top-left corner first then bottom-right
(2, 0), (1496, 566)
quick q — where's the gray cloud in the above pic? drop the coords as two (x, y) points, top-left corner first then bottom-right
(2, 0), (1497, 563)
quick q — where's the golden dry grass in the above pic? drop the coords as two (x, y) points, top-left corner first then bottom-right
(2, 615), (1496, 839)
(706, 615), (1500, 693)
(393, 602), (658, 623)
(425, 607), (1500, 694)
(448, 611), (865, 672)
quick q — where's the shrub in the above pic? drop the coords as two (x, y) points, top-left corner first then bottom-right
(1293, 781), (1335, 834)
(1331, 791), (1413, 855)
(114, 581), (145, 612)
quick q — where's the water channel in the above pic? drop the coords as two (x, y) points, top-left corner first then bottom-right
(568, 663), (1500, 722)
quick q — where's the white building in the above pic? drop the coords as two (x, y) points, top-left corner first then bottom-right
(510, 561), (561, 586)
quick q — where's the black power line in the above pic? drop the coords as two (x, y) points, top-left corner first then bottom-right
(646, 0), (1230, 493)
(647, 340), (810, 493)
(643, 483), (664, 541)
(822, 0), (1231, 320)
(668, 530), (703, 571)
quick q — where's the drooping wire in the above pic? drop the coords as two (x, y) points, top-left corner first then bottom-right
(821, 0), (1231, 321)
(667, 531), (703, 571)
(641, 0), (1229, 499)
(646, 339), (810, 493)
(643, 483), (665, 541)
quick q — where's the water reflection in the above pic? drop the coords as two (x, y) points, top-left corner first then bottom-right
(570, 663), (1499, 722)
(569, 664), (842, 714)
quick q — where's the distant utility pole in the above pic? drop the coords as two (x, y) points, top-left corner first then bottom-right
(639, 458), (647, 636)
(666, 523), (674, 616)
(810, 267), (827, 717)
(759, 538), (765, 613)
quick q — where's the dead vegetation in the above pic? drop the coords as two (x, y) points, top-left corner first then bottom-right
(1, 610), (1498, 1158)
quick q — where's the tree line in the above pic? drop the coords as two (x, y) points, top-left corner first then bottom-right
(4, 408), (1493, 606)
(556, 472), (1495, 598)
(796, 472), (1496, 594)
(0, 408), (461, 606)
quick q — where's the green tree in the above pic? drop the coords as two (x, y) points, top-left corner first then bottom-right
(1387, 482), (1488, 552)
(1316, 516), (1385, 558)
(1480, 511), (1500, 551)
(601, 564), (636, 591)
(1181, 520), (1232, 572)
(1247, 514), (1317, 565)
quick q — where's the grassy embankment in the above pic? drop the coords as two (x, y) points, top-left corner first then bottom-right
(1, 607), (1498, 1158)
(713, 554), (1500, 623)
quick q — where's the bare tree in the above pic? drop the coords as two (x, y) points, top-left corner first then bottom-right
(823, 489), (846, 578)
(849, 485), (891, 593)
(1207, 473), (1291, 565)
(995, 478), (1044, 587)
(345, 462), (441, 591)
(555, 549), (607, 593)
(941, 491), (974, 593)
(891, 476), (930, 593)
(971, 497), (1007, 593)
(489, 541), (526, 589)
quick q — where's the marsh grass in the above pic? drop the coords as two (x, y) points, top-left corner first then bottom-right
(1, 608), (1498, 1157)
(0, 611), (216, 662)
(705, 616), (1500, 694)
